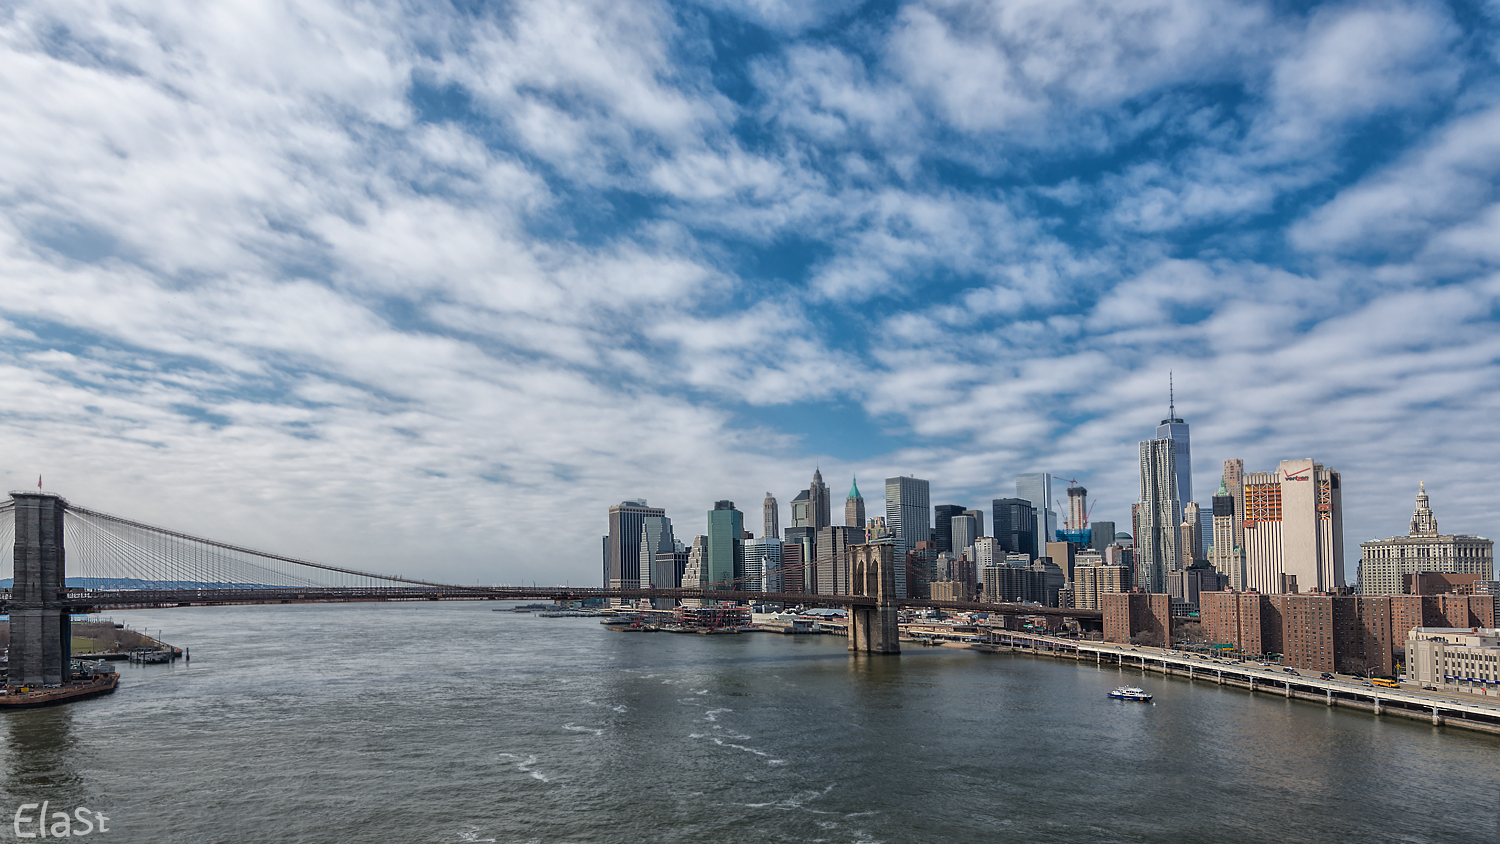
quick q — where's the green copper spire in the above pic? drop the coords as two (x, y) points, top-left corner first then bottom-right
(848, 476), (862, 500)
(1217, 477), (1228, 496)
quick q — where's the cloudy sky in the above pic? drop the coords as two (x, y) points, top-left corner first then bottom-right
(3, 0), (1498, 585)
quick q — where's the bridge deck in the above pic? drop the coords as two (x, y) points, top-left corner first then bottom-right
(0, 586), (1102, 620)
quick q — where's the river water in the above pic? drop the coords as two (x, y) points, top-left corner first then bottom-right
(1, 602), (1496, 843)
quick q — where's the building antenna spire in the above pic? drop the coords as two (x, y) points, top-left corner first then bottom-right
(1169, 371), (1175, 419)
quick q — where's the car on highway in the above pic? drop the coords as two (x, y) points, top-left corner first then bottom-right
(1282, 668), (1300, 676)
(1421, 685), (1438, 691)
(1320, 673), (1335, 680)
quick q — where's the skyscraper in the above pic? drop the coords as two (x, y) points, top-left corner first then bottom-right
(779, 541), (805, 594)
(1182, 501), (1204, 563)
(790, 489), (811, 527)
(1243, 459), (1345, 593)
(684, 539), (705, 584)
(1016, 473), (1057, 544)
(1074, 563), (1131, 610)
(783, 525), (816, 591)
(993, 498), (1037, 558)
(816, 525), (865, 594)
(655, 546), (689, 590)
(639, 515), (676, 588)
(706, 500), (743, 591)
(885, 475), (930, 599)
(845, 477), (866, 528)
(607, 499), (666, 590)
(763, 492), (779, 539)
(743, 536), (783, 592)
(1089, 520), (1116, 553)
(1137, 438), (1181, 594)
(681, 535), (708, 605)
(1155, 378), (1193, 505)
(1065, 485), (1088, 534)
(971, 536), (1002, 569)
(906, 541), (939, 599)
(963, 508), (986, 540)
(951, 512), (978, 559)
(933, 504), (965, 553)
(808, 468), (832, 530)
(1209, 478), (1245, 590)
(1222, 458), (1246, 550)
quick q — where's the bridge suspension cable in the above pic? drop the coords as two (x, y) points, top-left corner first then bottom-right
(0, 499), (454, 591)
(62, 505), (453, 590)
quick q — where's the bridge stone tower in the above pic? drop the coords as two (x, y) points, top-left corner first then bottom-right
(848, 541), (900, 654)
(9, 492), (71, 686)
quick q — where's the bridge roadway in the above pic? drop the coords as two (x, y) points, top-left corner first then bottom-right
(952, 628), (1500, 735)
(0, 586), (1102, 621)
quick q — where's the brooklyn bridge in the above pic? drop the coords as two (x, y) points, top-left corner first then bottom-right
(1, 491), (1102, 685)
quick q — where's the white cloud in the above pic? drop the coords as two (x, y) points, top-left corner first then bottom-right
(1291, 104), (1500, 254)
(1, 0), (1498, 589)
(888, 0), (1271, 137)
(1263, 1), (1462, 148)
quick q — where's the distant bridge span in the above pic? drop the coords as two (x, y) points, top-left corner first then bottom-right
(24, 585), (1101, 621)
(2, 491), (1099, 684)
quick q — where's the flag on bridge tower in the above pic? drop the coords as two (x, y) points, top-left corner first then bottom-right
(38, 475), (42, 490)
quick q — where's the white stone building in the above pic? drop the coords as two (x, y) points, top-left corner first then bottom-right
(1359, 484), (1494, 596)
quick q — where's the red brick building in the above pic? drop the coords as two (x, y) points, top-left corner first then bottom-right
(1404, 572), (1483, 595)
(1279, 595), (1336, 672)
(1200, 592), (1394, 675)
(1337, 597), (1395, 677)
(1103, 592), (1170, 645)
(1202, 591), (1266, 656)
(1435, 594), (1498, 628)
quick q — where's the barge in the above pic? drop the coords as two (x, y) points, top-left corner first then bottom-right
(1, 673), (120, 709)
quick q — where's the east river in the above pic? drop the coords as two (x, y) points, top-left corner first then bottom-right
(2, 602), (1497, 843)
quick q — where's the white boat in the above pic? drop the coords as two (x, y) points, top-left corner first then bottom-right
(1107, 686), (1153, 702)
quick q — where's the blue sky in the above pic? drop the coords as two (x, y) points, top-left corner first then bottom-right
(2, 0), (1499, 585)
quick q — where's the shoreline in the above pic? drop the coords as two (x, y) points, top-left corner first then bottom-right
(972, 633), (1500, 737)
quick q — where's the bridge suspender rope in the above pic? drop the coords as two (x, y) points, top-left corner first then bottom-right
(61, 504), (456, 590)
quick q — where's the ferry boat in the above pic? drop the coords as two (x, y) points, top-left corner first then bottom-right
(1107, 686), (1153, 702)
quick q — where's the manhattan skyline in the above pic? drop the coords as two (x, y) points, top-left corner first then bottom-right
(1, 1), (1498, 586)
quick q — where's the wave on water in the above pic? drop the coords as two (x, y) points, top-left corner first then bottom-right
(743, 784), (838, 812)
(496, 753), (552, 783)
(703, 708), (732, 722)
(710, 737), (783, 765)
(711, 737), (769, 757)
(563, 723), (606, 736)
(456, 827), (497, 842)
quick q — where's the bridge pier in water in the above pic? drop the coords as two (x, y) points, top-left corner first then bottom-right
(848, 542), (899, 654)
(9, 492), (72, 686)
